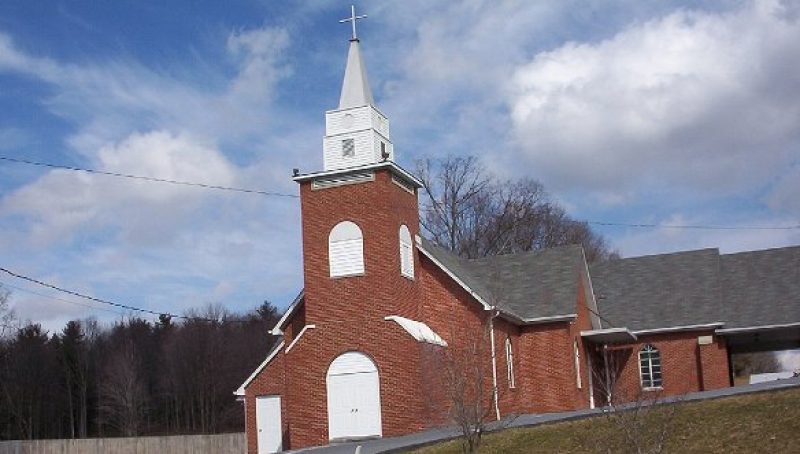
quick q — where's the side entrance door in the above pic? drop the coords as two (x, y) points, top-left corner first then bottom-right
(256, 395), (282, 453)
(326, 352), (382, 441)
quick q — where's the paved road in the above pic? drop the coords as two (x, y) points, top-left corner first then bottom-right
(287, 377), (800, 454)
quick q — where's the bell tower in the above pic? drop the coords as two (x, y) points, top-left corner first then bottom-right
(292, 6), (422, 324)
(322, 15), (393, 170)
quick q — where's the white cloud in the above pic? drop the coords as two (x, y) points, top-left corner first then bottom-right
(2, 131), (237, 245)
(0, 24), (303, 324)
(509, 0), (800, 200)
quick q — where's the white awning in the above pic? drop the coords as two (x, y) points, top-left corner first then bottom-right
(385, 316), (447, 347)
(581, 327), (637, 344)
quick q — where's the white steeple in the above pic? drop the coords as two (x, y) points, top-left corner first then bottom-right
(322, 6), (394, 172)
(339, 39), (374, 109)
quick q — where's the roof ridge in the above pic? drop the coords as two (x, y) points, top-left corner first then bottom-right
(721, 244), (800, 257)
(466, 243), (584, 263)
(602, 247), (720, 263)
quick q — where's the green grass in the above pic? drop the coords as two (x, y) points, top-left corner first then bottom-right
(411, 387), (800, 453)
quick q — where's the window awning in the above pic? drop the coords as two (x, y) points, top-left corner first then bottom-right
(581, 327), (637, 344)
(385, 316), (447, 347)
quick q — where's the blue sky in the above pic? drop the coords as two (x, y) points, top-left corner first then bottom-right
(1, 0), (799, 335)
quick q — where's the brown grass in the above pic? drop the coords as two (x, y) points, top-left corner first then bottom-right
(410, 387), (800, 453)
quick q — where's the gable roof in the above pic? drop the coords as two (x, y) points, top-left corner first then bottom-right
(589, 248), (724, 331)
(719, 246), (800, 329)
(417, 236), (584, 322)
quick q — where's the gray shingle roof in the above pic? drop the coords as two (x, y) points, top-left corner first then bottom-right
(589, 249), (724, 331)
(418, 237), (584, 320)
(719, 246), (800, 329)
(421, 235), (800, 331)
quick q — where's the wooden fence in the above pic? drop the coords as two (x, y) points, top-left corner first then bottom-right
(0, 433), (245, 454)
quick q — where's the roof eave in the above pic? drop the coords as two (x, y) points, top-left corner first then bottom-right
(293, 161), (423, 188)
(270, 290), (305, 335)
(581, 327), (638, 343)
(415, 236), (492, 310)
(633, 322), (725, 336)
(234, 340), (285, 396)
(716, 322), (800, 335)
(500, 312), (577, 326)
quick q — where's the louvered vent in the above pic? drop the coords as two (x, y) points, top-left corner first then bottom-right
(312, 171), (374, 190)
(391, 174), (415, 194)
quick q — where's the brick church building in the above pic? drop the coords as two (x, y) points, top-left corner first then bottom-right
(236, 15), (800, 453)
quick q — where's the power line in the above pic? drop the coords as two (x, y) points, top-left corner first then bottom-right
(3, 154), (798, 231)
(0, 280), (126, 316)
(0, 155), (299, 198)
(0, 266), (244, 324)
(585, 220), (800, 231)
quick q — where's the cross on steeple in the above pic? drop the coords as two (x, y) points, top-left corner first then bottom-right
(339, 5), (367, 41)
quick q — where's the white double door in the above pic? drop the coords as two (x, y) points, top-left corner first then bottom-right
(326, 352), (382, 440)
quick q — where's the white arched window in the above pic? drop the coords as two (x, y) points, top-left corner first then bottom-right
(505, 337), (515, 389)
(329, 221), (364, 277)
(639, 344), (663, 389)
(399, 225), (414, 279)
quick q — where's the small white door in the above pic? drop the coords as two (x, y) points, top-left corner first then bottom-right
(256, 395), (282, 453)
(327, 352), (382, 440)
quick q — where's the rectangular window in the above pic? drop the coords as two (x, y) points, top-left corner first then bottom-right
(639, 345), (663, 389)
(342, 138), (355, 157)
(505, 338), (515, 389)
(574, 340), (582, 389)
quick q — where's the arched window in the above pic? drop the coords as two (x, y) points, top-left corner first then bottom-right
(639, 344), (663, 389)
(505, 337), (515, 389)
(399, 225), (413, 278)
(329, 221), (364, 277)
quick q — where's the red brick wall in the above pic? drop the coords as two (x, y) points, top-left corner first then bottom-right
(264, 168), (428, 450)
(594, 330), (730, 404)
(244, 350), (287, 454)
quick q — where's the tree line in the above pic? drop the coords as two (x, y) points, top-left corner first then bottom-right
(0, 289), (279, 441)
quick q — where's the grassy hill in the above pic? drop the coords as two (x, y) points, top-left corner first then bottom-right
(411, 386), (800, 454)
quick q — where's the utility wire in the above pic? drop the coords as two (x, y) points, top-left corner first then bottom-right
(3, 154), (798, 231)
(0, 155), (299, 198)
(585, 220), (800, 231)
(0, 267), (246, 324)
(0, 280), (126, 316)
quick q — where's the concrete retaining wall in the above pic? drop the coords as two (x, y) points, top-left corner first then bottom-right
(0, 433), (245, 454)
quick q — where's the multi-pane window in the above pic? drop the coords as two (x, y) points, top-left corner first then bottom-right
(342, 138), (355, 157)
(505, 337), (515, 389)
(639, 344), (663, 389)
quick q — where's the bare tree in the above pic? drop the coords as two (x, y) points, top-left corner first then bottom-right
(99, 343), (149, 436)
(732, 352), (780, 378)
(416, 155), (617, 262)
(0, 285), (16, 338)
(587, 345), (679, 454)
(436, 319), (499, 454)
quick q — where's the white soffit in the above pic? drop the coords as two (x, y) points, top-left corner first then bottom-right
(385, 316), (448, 347)
(234, 340), (285, 396)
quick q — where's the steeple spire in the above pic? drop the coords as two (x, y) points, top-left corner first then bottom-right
(321, 6), (393, 171)
(338, 6), (374, 109)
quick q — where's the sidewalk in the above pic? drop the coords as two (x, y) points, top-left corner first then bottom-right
(289, 377), (800, 454)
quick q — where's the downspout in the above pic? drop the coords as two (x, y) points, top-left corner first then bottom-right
(603, 343), (612, 407)
(587, 348), (595, 409)
(489, 308), (501, 421)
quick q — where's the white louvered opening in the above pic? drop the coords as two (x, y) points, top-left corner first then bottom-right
(391, 174), (415, 194)
(399, 225), (413, 279)
(312, 171), (374, 190)
(329, 221), (365, 278)
(342, 138), (355, 157)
